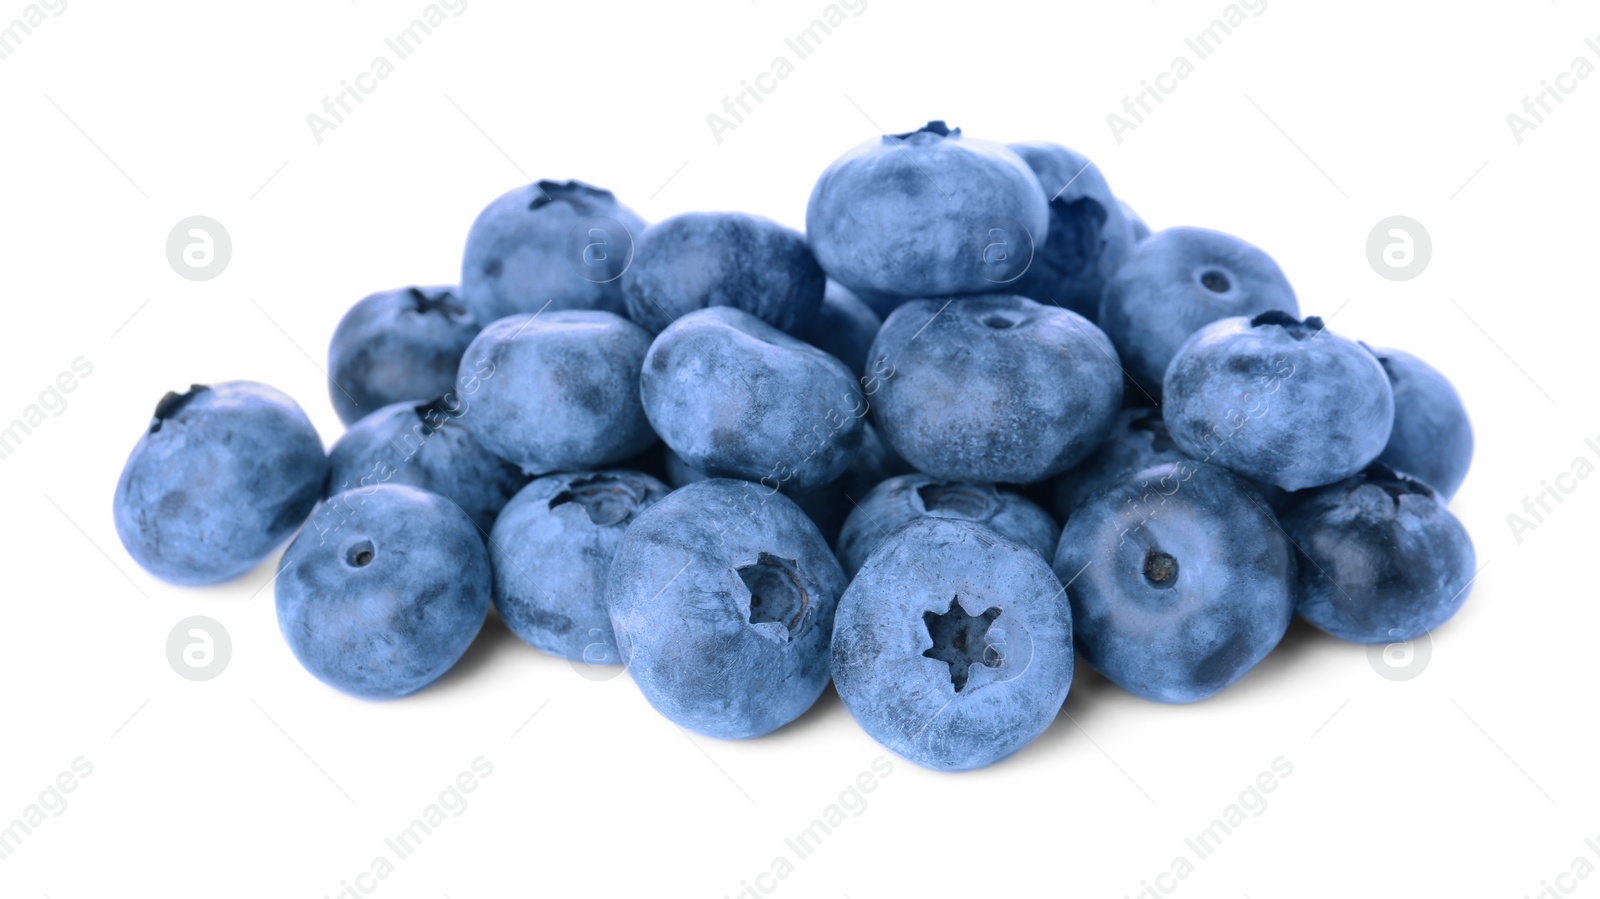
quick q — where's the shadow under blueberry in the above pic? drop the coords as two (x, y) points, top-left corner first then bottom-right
(1023, 616), (1331, 752)
(1206, 615), (1329, 702)
(425, 612), (530, 696)
(756, 680), (850, 745)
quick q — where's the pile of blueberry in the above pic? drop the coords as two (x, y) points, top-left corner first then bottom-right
(113, 122), (1476, 771)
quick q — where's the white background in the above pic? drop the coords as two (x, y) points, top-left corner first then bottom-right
(2, 1), (1596, 896)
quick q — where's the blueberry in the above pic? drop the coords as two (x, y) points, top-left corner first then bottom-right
(1053, 460), (1296, 703)
(326, 396), (528, 532)
(623, 212), (825, 334)
(806, 121), (1049, 303)
(460, 179), (646, 324)
(837, 474), (1059, 578)
(1163, 311), (1393, 491)
(1100, 227), (1299, 398)
(798, 420), (922, 546)
(841, 419), (916, 496)
(870, 294), (1122, 483)
(1007, 141), (1134, 321)
(1120, 199), (1151, 242)
(608, 479), (846, 739)
(490, 470), (668, 664)
(832, 518), (1074, 771)
(1368, 347), (1474, 500)
(326, 286), (480, 426)
(663, 445), (852, 546)
(460, 309), (656, 475)
(661, 446), (709, 489)
(642, 306), (864, 492)
(114, 382), (327, 586)
(1282, 463), (1476, 643)
(1047, 408), (1188, 521)
(276, 484), (490, 699)
(791, 280), (882, 376)
(666, 419), (909, 547)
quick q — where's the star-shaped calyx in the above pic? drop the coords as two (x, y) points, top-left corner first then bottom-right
(922, 595), (1003, 692)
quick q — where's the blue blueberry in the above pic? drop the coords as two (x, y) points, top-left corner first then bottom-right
(804, 420), (919, 545)
(1368, 347), (1473, 500)
(870, 294), (1122, 483)
(1007, 141), (1134, 321)
(1163, 312), (1393, 491)
(460, 310), (656, 475)
(1100, 227), (1298, 398)
(663, 445), (852, 546)
(837, 474), (1059, 578)
(460, 179), (646, 323)
(1053, 460), (1295, 703)
(832, 518), (1074, 771)
(490, 470), (668, 664)
(807, 121), (1049, 301)
(662, 446), (709, 489)
(642, 306), (864, 491)
(326, 396), (527, 532)
(791, 280), (882, 376)
(664, 419), (909, 547)
(1120, 199), (1151, 242)
(276, 484), (489, 698)
(326, 286), (481, 426)
(841, 419), (916, 496)
(608, 479), (846, 739)
(623, 212), (825, 334)
(114, 381), (327, 586)
(1282, 463), (1475, 643)
(1047, 408), (1189, 521)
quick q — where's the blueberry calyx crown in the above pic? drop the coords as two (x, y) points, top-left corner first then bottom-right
(977, 307), (1028, 330)
(922, 595), (1003, 692)
(737, 553), (810, 639)
(928, 595), (998, 694)
(1143, 548), (1179, 588)
(548, 474), (647, 527)
(412, 396), (461, 438)
(345, 539), (375, 568)
(888, 120), (958, 141)
(1359, 461), (1437, 507)
(149, 384), (210, 434)
(408, 287), (467, 318)
(528, 179), (615, 212)
(1250, 310), (1323, 341)
(913, 482), (999, 521)
(1198, 268), (1232, 294)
